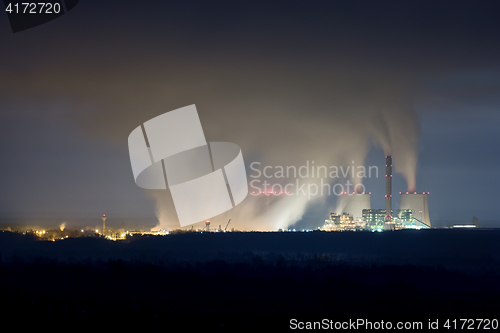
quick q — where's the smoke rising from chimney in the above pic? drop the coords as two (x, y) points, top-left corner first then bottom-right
(0, 58), (421, 230)
(0, 3), (427, 229)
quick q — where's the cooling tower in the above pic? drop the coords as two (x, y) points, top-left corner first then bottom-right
(385, 156), (392, 221)
(399, 192), (431, 227)
(340, 192), (371, 221)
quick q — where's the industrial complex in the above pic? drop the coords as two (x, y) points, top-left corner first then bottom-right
(322, 156), (432, 232)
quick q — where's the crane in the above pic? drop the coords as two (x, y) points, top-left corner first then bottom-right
(224, 219), (231, 232)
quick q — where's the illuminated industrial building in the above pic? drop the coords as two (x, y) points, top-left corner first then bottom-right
(362, 209), (387, 229)
(322, 212), (366, 231)
(396, 209), (413, 227)
(321, 155), (431, 231)
(450, 216), (478, 229)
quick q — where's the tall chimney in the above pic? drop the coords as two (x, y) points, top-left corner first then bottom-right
(102, 214), (106, 235)
(385, 156), (392, 221)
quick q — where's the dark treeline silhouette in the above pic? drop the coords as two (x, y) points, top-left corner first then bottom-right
(0, 230), (499, 331)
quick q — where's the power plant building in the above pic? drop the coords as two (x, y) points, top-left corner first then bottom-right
(396, 209), (422, 229)
(339, 192), (371, 221)
(399, 192), (431, 227)
(323, 212), (365, 231)
(320, 154), (431, 231)
(397, 209), (413, 225)
(362, 209), (387, 228)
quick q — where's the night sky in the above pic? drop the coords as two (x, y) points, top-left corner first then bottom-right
(1, 1), (500, 229)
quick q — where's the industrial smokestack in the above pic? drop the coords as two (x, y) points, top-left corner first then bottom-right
(385, 156), (392, 221)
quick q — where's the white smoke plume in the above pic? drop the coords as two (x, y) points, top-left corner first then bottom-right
(0, 3), (429, 230)
(0, 60), (421, 231)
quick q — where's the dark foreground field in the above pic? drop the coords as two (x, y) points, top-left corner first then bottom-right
(0, 229), (499, 332)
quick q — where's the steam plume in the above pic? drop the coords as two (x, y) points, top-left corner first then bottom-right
(0, 2), (430, 230)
